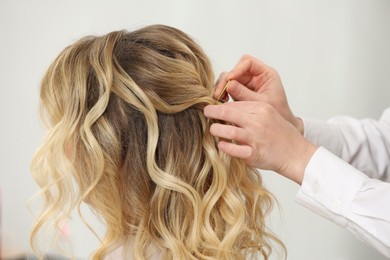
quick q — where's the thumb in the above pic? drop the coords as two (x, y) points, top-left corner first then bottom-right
(227, 81), (262, 101)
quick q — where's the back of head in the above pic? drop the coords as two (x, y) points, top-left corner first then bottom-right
(31, 24), (281, 259)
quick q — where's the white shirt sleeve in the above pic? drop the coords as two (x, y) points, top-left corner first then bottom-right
(296, 148), (390, 258)
(296, 107), (390, 258)
(303, 107), (390, 181)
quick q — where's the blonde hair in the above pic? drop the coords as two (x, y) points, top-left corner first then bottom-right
(30, 24), (283, 259)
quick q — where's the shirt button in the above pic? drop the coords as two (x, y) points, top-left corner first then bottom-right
(311, 180), (319, 193)
(332, 198), (342, 209)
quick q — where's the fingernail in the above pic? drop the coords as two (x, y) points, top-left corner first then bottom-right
(221, 92), (229, 102)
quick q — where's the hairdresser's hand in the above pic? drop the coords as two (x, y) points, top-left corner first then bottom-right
(215, 55), (303, 134)
(204, 101), (317, 184)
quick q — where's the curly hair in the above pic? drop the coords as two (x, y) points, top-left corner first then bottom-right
(30, 24), (284, 259)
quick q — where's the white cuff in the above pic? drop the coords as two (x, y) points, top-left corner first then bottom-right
(296, 147), (367, 225)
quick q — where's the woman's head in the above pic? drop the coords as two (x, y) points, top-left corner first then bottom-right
(31, 24), (282, 259)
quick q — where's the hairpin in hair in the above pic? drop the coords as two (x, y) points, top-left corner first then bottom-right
(216, 80), (231, 102)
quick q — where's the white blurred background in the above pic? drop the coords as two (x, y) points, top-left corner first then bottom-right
(1, 0), (389, 259)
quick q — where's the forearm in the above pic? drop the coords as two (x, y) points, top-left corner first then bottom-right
(302, 113), (390, 181)
(302, 118), (344, 156)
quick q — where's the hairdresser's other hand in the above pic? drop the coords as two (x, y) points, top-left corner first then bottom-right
(204, 101), (317, 184)
(215, 55), (303, 134)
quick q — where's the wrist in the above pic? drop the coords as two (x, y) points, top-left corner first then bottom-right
(282, 140), (317, 185)
(293, 117), (304, 135)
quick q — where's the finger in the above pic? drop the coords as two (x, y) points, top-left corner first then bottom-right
(214, 72), (229, 100)
(215, 72), (228, 87)
(204, 103), (255, 127)
(226, 80), (262, 102)
(216, 80), (231, 102)
(217, 141), (253, 161)
(205, 101), (262, 114)
(228, 55), (268, 83)
(209, 123), (250, 144)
